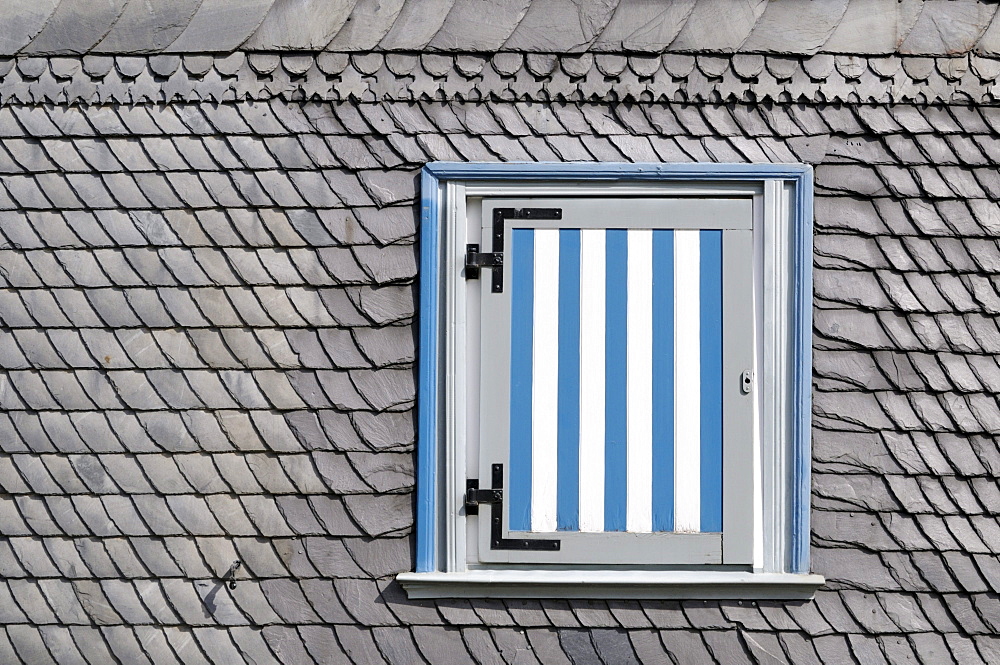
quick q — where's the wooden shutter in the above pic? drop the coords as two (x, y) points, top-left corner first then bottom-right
(472, 197), (755, 565)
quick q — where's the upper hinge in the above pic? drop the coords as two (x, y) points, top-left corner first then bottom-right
(464, 207), (562, 293)
(465, 243), (503, 280)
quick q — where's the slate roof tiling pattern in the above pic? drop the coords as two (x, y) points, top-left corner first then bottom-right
(0, 94), (1000, 662)
(9, 0), (1000, 57)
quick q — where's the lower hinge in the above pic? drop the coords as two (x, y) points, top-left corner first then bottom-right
(466, 464), (561, 551)
(464, 480), (501, 515)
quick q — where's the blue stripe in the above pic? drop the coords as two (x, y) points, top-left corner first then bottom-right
(652, 230), (675, 533)
(604, 229), (628, 532)
(509, 229), (534, 532)
(557, 230), (581, 531)
(700, 230), (723, 532)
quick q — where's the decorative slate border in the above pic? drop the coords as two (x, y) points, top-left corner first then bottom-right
(4, 52), (1000, 105)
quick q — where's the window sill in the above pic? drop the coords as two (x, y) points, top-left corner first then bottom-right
(397, 570), (825, 600)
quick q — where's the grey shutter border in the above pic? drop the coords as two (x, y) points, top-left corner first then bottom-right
(476, 196), (748, 566)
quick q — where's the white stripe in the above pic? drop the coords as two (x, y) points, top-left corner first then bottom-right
(626, 229), (653, 533)
(674, 230), (701, 532)
(578, 229), (606, 532)
(532, 229), (559, 532)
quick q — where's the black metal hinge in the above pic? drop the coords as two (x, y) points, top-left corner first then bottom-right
(466, 463), (561, 551)
(465, 244), (503, 282)
(464, 207), (562, 293)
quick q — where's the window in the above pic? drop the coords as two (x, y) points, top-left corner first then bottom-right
(398, 163), (824, 599)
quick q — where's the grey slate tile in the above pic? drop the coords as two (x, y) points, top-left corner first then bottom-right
(495, 601), (547, 629)
(263, 626), (319, 665)
(230, 626), (280, 663)
(10, 579), (59, 624)
(741, 632), (792, 665)
(7, 625), (57, 665)
(336, 626), (391, 665)
(0, 581), (28, 624)
(840, 590), (901, 634)
(379, 581), (442, 626)
(679, 602), (729, 631)
(462, 627), (506, 665)
(625, 631), (671, 665)
(203, 495), (258, 537)
(943, 634), (987, 665)
(702, 631), (757, 665)
(942, 595), (990, 634)
(11, 538), (61, 577)
(802, 635), (849, 665)
(846, 635), (890, 665)
(773, 634), (819, 665)
(36, 626), (91, 665)
(556, 630), (602, 665)
(589, 629), (639, 665)
(519, 629), (572, 665)
(342, 493), (412, 537)
(297, 625), (353, 665)
(485, 628), (539, 665)
(437, 600), (483, 626)
(371, 628), (428, 665)
(879, 635), (922, 664)
(530, 601), (585, 630)
(467, 599), (515, 627)
(192, 627), (247, 663)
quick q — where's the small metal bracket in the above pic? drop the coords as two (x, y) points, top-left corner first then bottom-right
(467, 464), (560, 551)
(741, 369), (753, 395)
(465, 207), (562, 293)
(222, 560), (242, 589)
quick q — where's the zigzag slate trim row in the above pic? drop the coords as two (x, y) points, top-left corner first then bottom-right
(7, 52), (1000, 106)
(10, 0), (1000, 57)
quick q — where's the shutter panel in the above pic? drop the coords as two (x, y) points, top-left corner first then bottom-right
(475, 197), (753, 565)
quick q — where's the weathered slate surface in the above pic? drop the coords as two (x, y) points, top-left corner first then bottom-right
(0, 93), (998, 662)
(7, 0), (1000, 56)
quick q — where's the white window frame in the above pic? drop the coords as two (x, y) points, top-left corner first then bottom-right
(399, 163), (825, 599)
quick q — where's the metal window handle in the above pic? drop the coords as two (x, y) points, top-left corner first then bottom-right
(741, 370), (753, 395)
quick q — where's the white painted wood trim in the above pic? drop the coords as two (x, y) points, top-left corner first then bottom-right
(441, 176), (806, 580)
(626, 229), (653, 533)
(532, 229), (560, 533)
(444, 181), (466, 572)
(673, 229), (701, 533)
(397, 570), (825, 600)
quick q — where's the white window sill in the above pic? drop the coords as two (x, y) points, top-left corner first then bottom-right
(397, 570), (825, 600)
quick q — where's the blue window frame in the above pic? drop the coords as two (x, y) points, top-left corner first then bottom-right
(401, 163), (823, 599)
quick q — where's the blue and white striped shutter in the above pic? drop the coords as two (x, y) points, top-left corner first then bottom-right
(477, 198), (754, 566)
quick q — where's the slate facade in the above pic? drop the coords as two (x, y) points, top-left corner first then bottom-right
(1, 0), (1000, 663)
